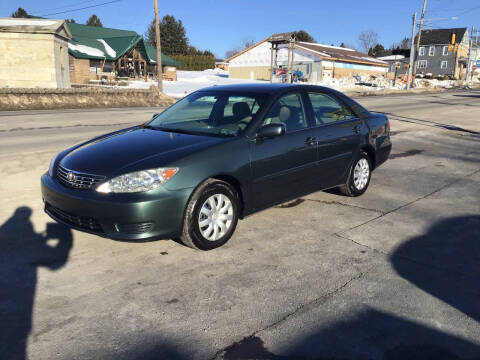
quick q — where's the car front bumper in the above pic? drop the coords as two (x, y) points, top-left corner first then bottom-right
(41, 173), (193, 241)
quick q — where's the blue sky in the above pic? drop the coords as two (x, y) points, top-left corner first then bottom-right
(2, 0), (479, 58)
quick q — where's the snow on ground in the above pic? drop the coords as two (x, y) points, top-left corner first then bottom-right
(127, 69), (262, 97)
(126, 68), (463, 98)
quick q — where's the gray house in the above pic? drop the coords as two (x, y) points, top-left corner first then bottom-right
(415, 28), (469, 79)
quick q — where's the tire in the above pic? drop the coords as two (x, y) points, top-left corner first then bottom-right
(338, 151), (372, 197)
(180, 179), (240, 250)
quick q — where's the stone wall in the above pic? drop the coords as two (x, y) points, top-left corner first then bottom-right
(0, 32), (70, 88)
(0, 87), (175, 111)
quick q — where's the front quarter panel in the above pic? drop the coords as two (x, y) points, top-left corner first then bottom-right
(162, 136), (251, 197)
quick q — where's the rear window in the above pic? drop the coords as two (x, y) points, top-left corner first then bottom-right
(308, 92), (355, 125)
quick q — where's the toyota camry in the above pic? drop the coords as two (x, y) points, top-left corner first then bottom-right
(41, 84), (391, 250)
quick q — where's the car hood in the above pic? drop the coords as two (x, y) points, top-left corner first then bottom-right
(60, 127), (226, 176)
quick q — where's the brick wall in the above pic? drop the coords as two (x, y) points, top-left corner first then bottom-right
(69, 56), (97, 84)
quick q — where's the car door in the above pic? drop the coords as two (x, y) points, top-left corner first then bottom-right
(250, 91), (318, 210)
(306, 91), (364, 189)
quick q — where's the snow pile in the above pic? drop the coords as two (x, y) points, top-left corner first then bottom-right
(97, 39), (116, 58)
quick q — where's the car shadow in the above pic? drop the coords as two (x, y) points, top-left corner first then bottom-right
(391, 215), (480, 323)
(220, 215), (480, 359)
(0, 207), (73, 360)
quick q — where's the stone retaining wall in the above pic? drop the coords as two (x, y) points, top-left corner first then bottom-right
(0, 87), (175, 111)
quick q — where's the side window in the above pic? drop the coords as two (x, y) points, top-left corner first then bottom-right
(223, 96), (261, 119)
(308, 92), (354, 125)
(263, 92), (307, 132)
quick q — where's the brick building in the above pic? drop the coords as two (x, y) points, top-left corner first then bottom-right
(67, 23), (178, 84)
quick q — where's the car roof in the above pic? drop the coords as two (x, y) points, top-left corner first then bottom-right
(198, 83), (335, 95)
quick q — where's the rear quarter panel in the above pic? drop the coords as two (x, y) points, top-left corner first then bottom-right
(366, 112), (392, 168)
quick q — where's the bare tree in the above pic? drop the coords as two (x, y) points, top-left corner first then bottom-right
(399, 37), (410, 49)
(358, 30), (379, 54)
(225, 48), (241, 59)
(225, 38), (256, 59)
(242, 38), (256, 49)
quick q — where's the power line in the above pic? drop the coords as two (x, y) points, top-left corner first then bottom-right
(454, 4), (480, 17)
(33, 0), (101, 14)
(36, 0), (122, 17)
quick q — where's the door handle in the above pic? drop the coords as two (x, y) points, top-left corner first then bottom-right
(352, 125), (361, 134)
(305, 137), (317, 146)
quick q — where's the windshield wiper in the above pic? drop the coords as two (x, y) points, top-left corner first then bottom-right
(142, 124), (159, 130)
(156, 127), (205, 136)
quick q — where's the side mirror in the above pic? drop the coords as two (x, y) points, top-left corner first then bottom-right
(257, 123), (285, 138)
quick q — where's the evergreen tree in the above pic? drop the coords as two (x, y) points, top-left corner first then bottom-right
(145, 15), (188, 55)
(295, 30), (316, 43)
(66, 19), (76, 23)
(86, 15), (103, 27)
(11, 7), (29, 18)
(368, 43), (385, 57)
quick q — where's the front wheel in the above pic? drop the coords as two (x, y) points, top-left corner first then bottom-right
(180, 179), (239, 250)
(338, 151), (372, 197)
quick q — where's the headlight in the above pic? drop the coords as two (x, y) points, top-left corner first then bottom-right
(96, 168), (178, 193)
(48, 154), (59, 177)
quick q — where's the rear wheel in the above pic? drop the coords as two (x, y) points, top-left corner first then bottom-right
(180, 179), (239, 250)
(338, 151), (372, 197)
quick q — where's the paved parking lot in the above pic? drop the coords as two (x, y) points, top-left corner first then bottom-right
(0, 90), (479, 359)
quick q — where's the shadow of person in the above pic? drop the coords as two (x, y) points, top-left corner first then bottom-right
(0, 207), (73, 360)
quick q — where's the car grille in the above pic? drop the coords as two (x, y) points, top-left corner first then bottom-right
(45, 203), (103, 234)
(56, 165), (106, 190)
(115, 222), (154, 234)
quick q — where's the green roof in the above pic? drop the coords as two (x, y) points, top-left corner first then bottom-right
(67, 22), (137, 39)
(144, 43), (179, 66)
(66, 23), (178, 66)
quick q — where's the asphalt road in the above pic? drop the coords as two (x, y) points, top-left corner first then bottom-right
(0, 90), (479, 360)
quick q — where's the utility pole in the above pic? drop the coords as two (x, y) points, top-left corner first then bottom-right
(466, 26), (474, 82)
(153, 0), (163, 92)
(407, 12), (417, 90)
(412, 0), (427, 80)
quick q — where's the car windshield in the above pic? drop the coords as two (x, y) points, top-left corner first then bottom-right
(147, 91), (266, 137)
